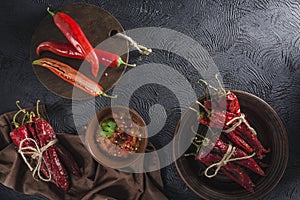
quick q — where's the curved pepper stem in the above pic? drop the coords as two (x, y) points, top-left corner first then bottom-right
(36, 100), (41, 119)
(47, 7), (55, 17)
(100, 91), (117, 99)
(12, 109), (26, 128)
(117, 57), (136, 67)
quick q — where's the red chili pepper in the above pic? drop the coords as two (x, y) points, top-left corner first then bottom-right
(193, 130), (259, 175)
(34, 117), (70, 191)
(196, 152), (255, 193)
(55, 144), (82, 178)
(234, 123), (270, 159)
(202, 90), (269, 159)
(9, 109), (51, 180)
(204, 91), (241, 115)
(32, 57), (116, 98)
(214, 137), (265, 176)
(47, 8), (99, 77)
(225, 130), (253, 154)
(195, 109), (253, 153)
(36, 41), (136, 68)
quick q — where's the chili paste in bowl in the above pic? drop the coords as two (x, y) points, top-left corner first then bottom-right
(85, 106), (148, 168)
(96, 113), (143, 158)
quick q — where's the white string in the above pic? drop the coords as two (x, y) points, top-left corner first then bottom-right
(18, 138), (58, 182)
(116, 32), (152, 55)
(204, 144), (256, 178)
(223, 113), (257, 135)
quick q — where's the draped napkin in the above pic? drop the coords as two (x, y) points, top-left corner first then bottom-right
(0, 106), (167, 200)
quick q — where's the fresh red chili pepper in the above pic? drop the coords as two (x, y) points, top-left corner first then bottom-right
(47, 8), (99, 77)
(32, 57), (116, 98)
(34, 117), (70, 191)
(196, 152), (255, 193)
(36, 41), (136, 68)
(55, 144), (82, 178)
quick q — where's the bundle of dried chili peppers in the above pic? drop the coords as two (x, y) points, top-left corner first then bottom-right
(187, 75), (270, 193)
(9, 100), (81, 191)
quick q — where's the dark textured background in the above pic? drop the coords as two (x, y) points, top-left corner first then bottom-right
(0, 0), (300, 199)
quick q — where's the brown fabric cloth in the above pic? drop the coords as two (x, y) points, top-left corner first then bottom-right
(0, 106), (167, 200)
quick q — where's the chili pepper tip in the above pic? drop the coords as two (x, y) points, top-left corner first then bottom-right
(47, 7), (55, 16)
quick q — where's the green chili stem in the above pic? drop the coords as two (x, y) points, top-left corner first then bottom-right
(195, 100), (211, 115)
(215, 74), (226, 95)
(12, 109), (26, 128)
(117, 57), (136, 67)
(47, 7), (55, 16)
(21, 112), (30, 125)
(16, 100), (23, 110)
(184, 153), (196, 157)
(36, 100), (41, 119)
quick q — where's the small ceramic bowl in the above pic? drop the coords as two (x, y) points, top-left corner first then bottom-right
(85, 106), (148, 169)
(174, 90), (288, 199)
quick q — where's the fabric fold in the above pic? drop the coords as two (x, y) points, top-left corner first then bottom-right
(0, 106), (167, 200)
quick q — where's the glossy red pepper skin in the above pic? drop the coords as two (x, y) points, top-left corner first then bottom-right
(196, 152), (255, 193)
(32, 58), (108, 97)
(36, 41), (124, 68)
(48, 10), (99, 77)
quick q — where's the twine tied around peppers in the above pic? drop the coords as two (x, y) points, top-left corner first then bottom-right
(223, 113), (257, 135)
(116, 33), (152, 55)
(18, 138), (58, 182)
(204, 144), (255, 178)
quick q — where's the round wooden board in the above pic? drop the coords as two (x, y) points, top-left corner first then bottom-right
(30, 3), (128, 100)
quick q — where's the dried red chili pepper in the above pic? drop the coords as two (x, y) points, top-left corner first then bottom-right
(10, 110), (35, 151)
(203, 91), (241, 115)
(199, 88), (269, 159)
(234, 124), (270, 159)
(191, 108), (253, 153)
(55, 144), (82, 178)
(214, 137), (265, 176)
(191, 128), (261, 175)
(32, 57), (116, 98)
(34, 117), (70, 191)
(36, 41), (136, 68)
(47, 8), (99, 77)
(196, 152), (255, 193)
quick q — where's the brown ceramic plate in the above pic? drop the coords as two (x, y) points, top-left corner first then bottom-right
(30, 3), (128, 100)
(174, 90), (288, 200)
(85, 106), (148, 169)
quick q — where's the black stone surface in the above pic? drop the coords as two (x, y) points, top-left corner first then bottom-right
(0, 0), (299, 199)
